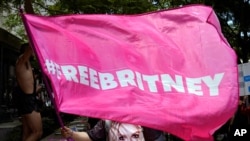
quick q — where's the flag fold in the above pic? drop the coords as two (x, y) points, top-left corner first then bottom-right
(22, 5), (238, 141)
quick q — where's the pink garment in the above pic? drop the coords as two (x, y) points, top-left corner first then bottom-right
(22, 5), (238, 141)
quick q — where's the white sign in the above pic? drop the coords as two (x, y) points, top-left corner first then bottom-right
(238, 62), (250, 96)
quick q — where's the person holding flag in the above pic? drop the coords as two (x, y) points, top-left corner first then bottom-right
(15, 0), (43, 140)
(15, 42), (43, 141)
(61, 120), (166, 141)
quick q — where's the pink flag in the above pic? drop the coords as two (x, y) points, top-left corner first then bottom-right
(22, 5), (238, 141)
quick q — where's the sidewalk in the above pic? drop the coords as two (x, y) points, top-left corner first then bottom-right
(0, 119), (22, 141)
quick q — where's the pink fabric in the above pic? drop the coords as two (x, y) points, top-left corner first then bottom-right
(22, 5), (238, 141)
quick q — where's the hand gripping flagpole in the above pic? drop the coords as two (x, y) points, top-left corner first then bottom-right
(19, 9), (73, 141)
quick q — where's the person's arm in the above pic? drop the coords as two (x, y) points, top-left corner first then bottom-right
(61, 126), (92, 141)
(20, 46), (33, 63)
(24, 0), (35, 14)
(61, 120), (106, 141)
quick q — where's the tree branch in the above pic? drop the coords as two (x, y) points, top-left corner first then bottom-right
(24, 0), (35, 14)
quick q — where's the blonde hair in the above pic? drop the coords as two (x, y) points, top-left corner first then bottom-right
(108, 121), (144, 141)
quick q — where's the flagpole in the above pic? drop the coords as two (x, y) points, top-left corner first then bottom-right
(19, 9), (73, 141)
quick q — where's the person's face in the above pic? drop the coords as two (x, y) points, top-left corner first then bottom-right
(118, 124), (144, 141)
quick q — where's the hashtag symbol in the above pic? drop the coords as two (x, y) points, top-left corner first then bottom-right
(55, 63), (61, 79)
(45, 59), (56, 74)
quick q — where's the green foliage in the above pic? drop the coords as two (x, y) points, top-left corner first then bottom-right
(47, 0), (155, 15)
(0, 0), (21, 12)
(1, 0), (250, 62)
(1, 0), (156, 40)
(3, 13), (28, 41)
